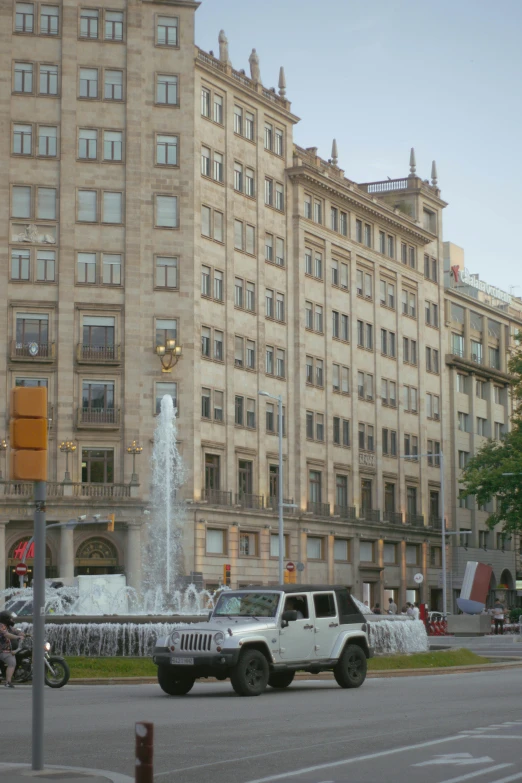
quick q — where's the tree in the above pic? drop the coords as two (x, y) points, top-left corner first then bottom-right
(459, 341), (522, 534)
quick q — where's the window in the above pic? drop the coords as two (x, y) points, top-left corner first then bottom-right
(305, 301), (313, 329)
(381, 329), (396, 358)
(213, 152), (224, 183)
(425, 301), (439, 327)
(81, 317), (115, 361)
(214, 330), (223, 361)
(458, 450), (469, 469)
(104, 70), (123, 101)
(234, 220), (256, 253)
(356, 270), (373, 299)
(314, 199), (322, 224)
(304, 194), (312, 219)
(340, 212), (348, 236)
(79, 67), (98, 98)
(233, 104), (242, 133)
(155, 195), (177, 228)
(315, 305), (323, 333)
(213, 93), (223, 124)
(427, 440), (441, 467)
(156, 318), (177, 348)
(239, 532), (258, 557)
(102, 191), (122, 224)
(78, 190), (97, 222)
(360, 541), (374, 562)
(36, 250), (55, 282)
(245, 111), (254, 140)
(404, 435), (418, 460)
(37, 187), (56, 220)
(403, 385), (418, 413)
(387, 235), (395, 258)
(356, 220), (362, 243)
(426, 393), (440, 420)
(362, 223), (371, 247)
(276, 349), (285, 379)
(424, 254), (438, 281)
(77, 252), (96, 283)
(275, 237), (285, 266)
(157, 15), (178, 46)
(331, 207), (338, 232)
(270, 533), (289, 559)
(451, 304), (465, 324)
(452, 333), (465, 357)
(201, 327), (211, 358)
(456, 373), (467, 393)
(264, 177), (273, 206)
(336, 474), (349, 508)
(82, 448), (114, 484)
(494, 386), (502, 404)
(38, 126), (57, 156)
(305, 250), (312, 275)
(380, 280), (395, 309)
(307, 537), (324, 561)
(13, 123), (32, 155)
(378, 231), (385, 254)
(333, 417), (350, 447)
(357, 371), (374, 401)
(79, 128), (97, 160)
(264, 122), (273, 151)
(477, 417), (487, 436)
(245, 168), (255, 197)
(156, 74), (178, 105)
(206, 528), (225, 555)
(426, 347), (439, 373)
(13, 61), (32, 94)
(308, 470), (322, 504)
(489, 346), (500, 370)
(201, 88), (210, 118)
(423, 208), (436, 233)
(11, 249), (30, 281)
(81, 381), (115, 421)
(406, 544), (419, 565)
(15, 2), (34, 32)
(12, 185), (31, 218)
(334, 539), (349, 562)
(381, 379), (397, 408)
(358, 423), (374, 452)
(356, 320), (373, 350)
(479, 531), (489, 550)
(402, 290), (416, 318)
(458, 412), (469, 432)
(265, 288), (273, 318)
(275, 128), (283, 156)
(105, 10), (123, 40)
(403, 338), (417, 365)
(101, 253), (121, 285)
(234, 336), (256, 370)
(314, 252), (323, 279)
(40, 65), (58, 95)
(476, 379), (486, 399)
(383, 542), (397, 564)
(80, 8), (98, 38)
(266, 346), (274, 375)
(382, 428), (397, 457)
(276, 292), (285, 322)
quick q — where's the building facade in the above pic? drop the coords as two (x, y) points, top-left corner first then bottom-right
(1, 0), (509, 612)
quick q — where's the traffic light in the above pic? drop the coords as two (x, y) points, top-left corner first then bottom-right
(9, 387), (48, 481)
(107, 514), (115, 532)
(284, 570), (296, 584)
(223, 564), (231, 587)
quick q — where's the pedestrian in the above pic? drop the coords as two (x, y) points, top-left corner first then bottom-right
(372, 602), (382, 615)
(387, 597), (398, 615)
(400, 606), (408, 615)
(406, 603), (414, 617)
(492, 599), (505, 635)
(363, 600), (369, 608)
(412, 602), (420, 620)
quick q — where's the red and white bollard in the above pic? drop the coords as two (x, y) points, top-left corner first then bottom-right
(135, 722), (154, 783)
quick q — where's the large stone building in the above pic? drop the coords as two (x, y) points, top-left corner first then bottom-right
(0, 0), (517, 612)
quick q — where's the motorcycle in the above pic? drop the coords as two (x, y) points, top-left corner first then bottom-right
(0, 634), (70, 688)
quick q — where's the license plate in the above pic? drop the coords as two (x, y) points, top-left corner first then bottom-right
(171, 657), (194, 665)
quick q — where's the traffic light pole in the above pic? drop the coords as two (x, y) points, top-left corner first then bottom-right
(32, 480), (46, 771)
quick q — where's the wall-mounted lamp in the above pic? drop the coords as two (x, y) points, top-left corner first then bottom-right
(156, 339), (182, 373)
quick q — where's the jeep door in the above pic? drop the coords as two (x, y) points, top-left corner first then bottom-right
(311, 591), (339, 658)
(279, 593), (315, 661)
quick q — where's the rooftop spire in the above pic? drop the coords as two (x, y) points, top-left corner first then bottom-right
(278, 66), (286, 98)
(331, 139), (338, 166)
(431, 160), (438, 186)
(409, 147), (416, 176)
(218, 30), (230, 65)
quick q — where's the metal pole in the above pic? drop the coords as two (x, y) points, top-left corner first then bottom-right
(32, 480), (46, 770)
(440, 452), (447, 619)
(278, 395), (284, 585)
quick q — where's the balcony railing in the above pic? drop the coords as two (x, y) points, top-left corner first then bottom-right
(335, 505), (356, 521)
(362, 179), (409, 194)
(406, 514), (425, 527)
(267, 496), (295, 513)
(307, 501), (331, 517)
(360, 509), (381, 523)
(77, 344), (121, 363)
(74, 483), (131, 498)
(452, 347), (465, 358)
(383, 510), (403, 524)
(471, 353), (483, 365)
(429, 517), (443, 531)
(77, 408), (120, 428)
(236, 493), (264, 510)
(201, 489), (233, 507)
(11, 341), (55, 361)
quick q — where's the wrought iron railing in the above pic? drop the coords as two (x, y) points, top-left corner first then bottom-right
(360, 509), (381, 523)
(78, 408), (120, 426)
(383, 511), (403, 524)
(201, 489), (233, 506)
(406, 514), (425, 527)
(307, 501), (331, 517)
(335, 505), (356, 521)
(236, 493), (264, 510)
(74, 483), (130, 498)
(11, 341), (55, 360)
(77, 344), (121, 363)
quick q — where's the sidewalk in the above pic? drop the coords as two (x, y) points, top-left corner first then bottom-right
(0, 763), (133, 783)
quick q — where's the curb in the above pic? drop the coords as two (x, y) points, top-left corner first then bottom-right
(66, 659), (522, 685)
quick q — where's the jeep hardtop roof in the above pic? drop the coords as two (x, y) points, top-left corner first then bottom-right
(232, 584), (351, 593)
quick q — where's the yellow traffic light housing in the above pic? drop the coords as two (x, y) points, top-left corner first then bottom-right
(107, 513), (115, 532)
(9, 387), (48, 481)
(223, 564), (231, 587)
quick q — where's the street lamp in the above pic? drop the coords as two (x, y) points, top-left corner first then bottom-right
(156, 339), (182, 373)
(127, 440), (143, 484)
(59, 441), (76, 482)
(0, 438), (7, 480)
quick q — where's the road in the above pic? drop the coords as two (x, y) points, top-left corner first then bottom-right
(2, 670), (522, 783)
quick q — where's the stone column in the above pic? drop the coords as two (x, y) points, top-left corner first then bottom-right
(59, 525), (75, 581)
(0, 521), (6, 592)
(126, 523), (142, 591)
(327, 533), (334, 583)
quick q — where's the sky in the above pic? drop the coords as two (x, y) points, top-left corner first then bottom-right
(195, 0), (522, 294)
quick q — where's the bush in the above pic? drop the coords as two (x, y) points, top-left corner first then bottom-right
(509, 608), (522, 623)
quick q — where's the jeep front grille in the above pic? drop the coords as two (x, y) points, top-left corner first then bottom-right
(180, 632), (213, 652)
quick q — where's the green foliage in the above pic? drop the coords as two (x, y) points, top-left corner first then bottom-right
(509, 607), (522, 623)
(459, 341), (522, 533)
(368, 649), (488, 670)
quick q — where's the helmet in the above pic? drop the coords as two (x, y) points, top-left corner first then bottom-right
(0, 611), (15, 627)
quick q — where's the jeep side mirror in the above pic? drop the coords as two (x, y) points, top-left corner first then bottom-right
(281, 609), (298, 627)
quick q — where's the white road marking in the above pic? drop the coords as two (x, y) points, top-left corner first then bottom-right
(437, 765), (512, 783)
(245, 735), (462, 783)
(413, 753), (495, 767)
(487, 774), (522, 783)
(463, 735), (522, 740)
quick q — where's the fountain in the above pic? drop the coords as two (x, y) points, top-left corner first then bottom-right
(1, 395), (429, 656)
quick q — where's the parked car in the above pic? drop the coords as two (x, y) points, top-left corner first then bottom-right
(152, 584), (373, 697)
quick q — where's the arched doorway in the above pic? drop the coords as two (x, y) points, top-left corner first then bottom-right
(75, 537), (119, 576)
(7, 537), (55, 588)
(498, 569), (515, 608)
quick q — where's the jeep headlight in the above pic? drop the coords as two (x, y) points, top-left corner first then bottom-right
(214, 631), (225, 645)
(171, 631), (180, 645)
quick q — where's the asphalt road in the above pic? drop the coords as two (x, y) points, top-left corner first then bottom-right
(2, 670), (522, 783)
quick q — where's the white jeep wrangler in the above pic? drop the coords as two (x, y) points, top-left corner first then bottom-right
(152, 585), (373, 696)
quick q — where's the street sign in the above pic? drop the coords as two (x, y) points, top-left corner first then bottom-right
(296, 562), (305, 572)
(15, 563), (28, 576)
(414, 573), (424, 584)
(286, 562), (295, 572)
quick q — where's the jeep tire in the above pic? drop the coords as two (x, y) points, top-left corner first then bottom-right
(157, 665), (195, 696)
(268, 671), (295, 689)
(230, 649), (269, 696)
(333, 644), (367, 688)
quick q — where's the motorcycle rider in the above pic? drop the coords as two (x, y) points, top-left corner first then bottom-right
(0, 611), (25, 688)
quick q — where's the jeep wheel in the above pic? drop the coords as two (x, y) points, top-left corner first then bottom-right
(157, 666), (195, 696)
(230, 649), (269, 696)
(268, 671), (295, 689)
(333, 644), (367, 689)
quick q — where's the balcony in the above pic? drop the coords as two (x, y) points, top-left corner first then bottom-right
(77, 344), (121, 364)
(201, 489), (233, 507)
(74, 483), (130, 498)
(359, 509), (381, 523)
(77, 408), (120, 429)
(335, 505), (356, 521)
(267, 496), (295, 514)
(10, 340), (55, 362)
(429, 517), (443, 531)
(307, 501), (331, 518)
(0, 481), (132, 499)
(383, 510), (403, 525)
(236, 493), (264, 510)
(406, 514), (425, 527)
